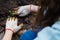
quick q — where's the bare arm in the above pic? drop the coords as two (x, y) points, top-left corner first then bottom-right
(30, 4), (41, 12)
(2, 30), (13, 40)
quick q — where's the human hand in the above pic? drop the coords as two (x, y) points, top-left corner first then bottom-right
(6, 17), (23, 33)
(17, 5), (30, 16)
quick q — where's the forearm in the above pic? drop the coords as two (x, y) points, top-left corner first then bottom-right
(30, 5), (40, 12)
(2, 30), (13, 40)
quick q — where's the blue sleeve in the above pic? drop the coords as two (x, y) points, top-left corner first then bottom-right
(20, 30), (37, 40)
(20, 33), (28, 40)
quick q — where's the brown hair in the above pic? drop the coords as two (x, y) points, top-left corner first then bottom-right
(32, 0), (60, 29)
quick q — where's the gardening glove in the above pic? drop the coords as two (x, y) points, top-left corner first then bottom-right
(17, 5), (40, 16)
(6, 17), (23, 33)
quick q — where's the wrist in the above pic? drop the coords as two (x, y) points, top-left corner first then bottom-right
(30, 5), (41, 12)
(5, 28), (14, 33)
(30, 4), (32, 11)
(5, 30), (14, 34)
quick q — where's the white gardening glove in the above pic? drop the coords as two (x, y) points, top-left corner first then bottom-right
(17, 5), (30, 16)
(6, 17), (23, 33)
(17, 5), (40, 16)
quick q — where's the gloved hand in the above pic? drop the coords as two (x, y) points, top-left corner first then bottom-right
(17, 5), (40, 16)
(17, 5), (30, 16)
(6, 17), (23, 33)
